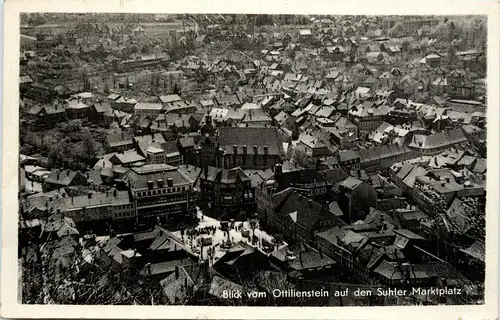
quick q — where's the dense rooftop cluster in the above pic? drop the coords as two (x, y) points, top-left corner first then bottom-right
(19, 13), (486, 306)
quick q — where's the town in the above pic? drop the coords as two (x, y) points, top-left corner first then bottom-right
(18, 13), (486, 306)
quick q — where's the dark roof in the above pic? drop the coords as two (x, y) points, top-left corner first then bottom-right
(44, 169), (85, 186)
(218, 127), (281, 155)
(203, 166), (251, 184)
(122, 164), (193, 190)
(277, 168), (328, 191)
(275, 190), (332, 230)
(338, 150), (360, 162)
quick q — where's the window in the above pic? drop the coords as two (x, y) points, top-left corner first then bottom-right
(182, 186), (185, 191)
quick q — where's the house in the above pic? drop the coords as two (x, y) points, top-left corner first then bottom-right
(177, 137), (196, 164)
(299, 29), (313, 44)
(408, 129), (469, 155)
(199, 166), (255, 217)
(26, 104), (66, 124)
(333, 176), (377, 221)
(134, 102), (164, 117)
(213, 127), (282, 170)
(270, 244), (337, 280)
(122, 164), (198, 225)
(89, 102), (113, 123)
(65, 100), (91, 119)
(43, 169), (88, 192)
(273, 189), (343, 243)
(354, 87), (373, 99)
(113, 96), (138, 113)
(109, 150), (147, 167)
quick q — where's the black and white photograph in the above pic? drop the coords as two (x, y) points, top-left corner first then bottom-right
(2, 0), (499, 319)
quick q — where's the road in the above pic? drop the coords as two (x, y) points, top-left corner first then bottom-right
(171, 208), (286, 266)
(21, 34), (37, 41)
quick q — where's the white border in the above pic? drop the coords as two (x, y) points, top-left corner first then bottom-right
(2, 0), (499, 319)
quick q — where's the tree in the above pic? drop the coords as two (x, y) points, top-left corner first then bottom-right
(103, 82), (110, 94)
(142, 44), (151, 54)
(390, 22), (406, 38)
(82, 129), (96, 157)
(419, 38), (428, 51)
(401, 40), (410, 52)
(173, 83), (181, 95)
(446, 44), (457, 62)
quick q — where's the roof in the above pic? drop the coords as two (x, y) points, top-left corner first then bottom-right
(459, 241), (485, 262)
(218, 127), (281, 155)
(110, 151), (146, 165)
(209, 276), (244, 298)
(134, 102), (164, 111)
(338, 176), (364, 190)
(275, 190), (334, 230)
(44, 169), (84, 186)
(202, 166), (251, 184)
(63, 190), (130, 212)
(316, 226), (346, 245)
(409, 129), (468, 150)
(122, 164), (193, 190)
(159, 94), (183, 104)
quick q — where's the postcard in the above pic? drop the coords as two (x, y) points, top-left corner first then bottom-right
(2, 0), (499, 319)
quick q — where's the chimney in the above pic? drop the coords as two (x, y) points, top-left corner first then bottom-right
(167, 178), (174, 187)
(204, 259), (209, 277)
(233, 145), (238, 155)
(175, 266), (180, 279)
(274, 163), (282, 176)
(253, 145), (258, 155)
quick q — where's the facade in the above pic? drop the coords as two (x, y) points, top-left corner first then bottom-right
(62, 189), (135, 224)
(217, 127), (283, 170)
(122, 164), (198, 225)
(199, 166), (255, 217)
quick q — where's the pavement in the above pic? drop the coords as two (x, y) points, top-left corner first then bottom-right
(171, 208), (286, 266)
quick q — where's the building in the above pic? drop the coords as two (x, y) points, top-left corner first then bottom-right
(197, 127), (283, 170)
(199, 166), (255, 217)
(134, 102), (164, 117)
(217, 127), (283, 170)
(43, 169), (88, 192)
(61, 189), (134, 226)
(408, 129), (469, 155)
(348, 101), (391, 134)
(26, 104), (66, 125)
(122, 164), (197, 225)
(273, 188), (345, 244)
(333, 176), (377, 222)
(359, 144), (417, 173)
